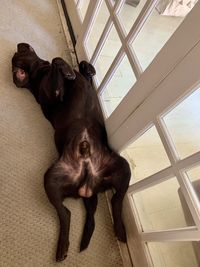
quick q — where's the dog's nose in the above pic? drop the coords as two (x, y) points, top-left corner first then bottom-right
(17, 43), (28, 52)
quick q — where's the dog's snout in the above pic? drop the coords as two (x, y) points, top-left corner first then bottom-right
(17, 43), (29, 53)
(17, 43), (34, 53)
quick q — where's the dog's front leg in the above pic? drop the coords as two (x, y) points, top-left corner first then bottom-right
(80, 194), (98, 251)
(44, 166), (71, 262)
(79, 61), (96, 83)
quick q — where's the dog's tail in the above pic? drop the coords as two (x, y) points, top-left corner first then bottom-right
(79, 141), (90, 158)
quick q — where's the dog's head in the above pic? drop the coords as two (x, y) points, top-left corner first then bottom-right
(12, 43), (50, 88)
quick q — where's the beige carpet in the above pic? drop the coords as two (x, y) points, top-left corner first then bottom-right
(0, 1), (123, 266)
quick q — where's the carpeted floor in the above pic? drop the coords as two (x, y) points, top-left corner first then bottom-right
(0, 1), (123, 266)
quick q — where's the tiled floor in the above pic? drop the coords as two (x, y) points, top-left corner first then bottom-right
(79, 1), (199, 266)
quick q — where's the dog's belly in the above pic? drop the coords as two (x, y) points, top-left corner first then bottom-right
(56, 127), (112, 198)
(59, 157), (105, 198)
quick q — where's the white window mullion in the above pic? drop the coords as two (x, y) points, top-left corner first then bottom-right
(78, 0), (103, 44)
(154, 118), (200, 228)
(90, 18), (113, 65)
(113, 0), (126, 13)
(127, 0), (159, 44)
(154, 118), (180, 165)
(177, 151), (200, 171)
(75, 0), (103, 61)
(128, 165), (174, 194)
(105, 0), (142, 78)
(126, 43), (143, 78)
(97, 48), (124, 94)
(105, 0), (126, 40)
(175, 171), (200, 229)
(128, 151), (200, 194)
(76, 0), (82, 8)
(142, 226), (200, 242)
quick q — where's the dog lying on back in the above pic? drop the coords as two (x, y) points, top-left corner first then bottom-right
(12, 43), (131, 262)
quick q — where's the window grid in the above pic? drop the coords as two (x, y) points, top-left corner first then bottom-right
(142, 226), (200, 242)
(76, 0), (82, 8)
(97, 49), (125, 94)
(127, 115), (200, 239)
(127, 0), (159, 44)
(90, 18), (113, 65)
(82, 0), (162, 103)
(78, 0), (103, 49)
(84, 0), (151, 92)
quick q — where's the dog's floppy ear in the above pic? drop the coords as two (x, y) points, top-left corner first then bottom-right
(50, 58), (76, 101)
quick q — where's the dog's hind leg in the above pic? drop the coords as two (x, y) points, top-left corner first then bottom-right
(108, 155), (131, 242)
(80, 194), (98, 251)
(44, 167), (71, 262)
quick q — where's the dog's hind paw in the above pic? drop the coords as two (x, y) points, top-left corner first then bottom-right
(80, 238), (90, 252)
(115, 224), (127, 243)
(56, 253), (67, 262)
(56, 241), (69, 262)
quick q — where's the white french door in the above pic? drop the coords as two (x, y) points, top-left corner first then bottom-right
(64, 1), (200, 266)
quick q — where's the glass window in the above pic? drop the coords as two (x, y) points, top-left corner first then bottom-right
(186, 166), (200, 203)
(131, 6), (184, 70)
(100, 54), (136, 117)
(118, 0), (148, 35)
(163, 87), (200, 159)
(86, 1), (110, 58)
(133, 177), (194, 231)
(94, 26), (122, 84)
(148, 241), (198, 267)
(121, 125), (170, 183)
(78, 0), (90, 21)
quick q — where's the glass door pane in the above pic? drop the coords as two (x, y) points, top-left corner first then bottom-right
(163, 87), (200, 159)
(121, 125), (171, 183)
(117, 0), (148, 35)
(131, 6), (184, 70)
(100, 54), (137, 117)
(148, 241), (198, 267)
(133, 177), (194, 231)
(186, 166), (200, 203)
(94, 26), (122, 84)
(86, 1), (110, 58)
(78, 0), (90, 21)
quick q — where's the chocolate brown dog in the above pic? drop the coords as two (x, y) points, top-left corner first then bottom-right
(12, 43), (131, 262)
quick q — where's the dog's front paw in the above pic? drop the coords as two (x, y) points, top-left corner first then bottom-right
(79, 61), (96, 78)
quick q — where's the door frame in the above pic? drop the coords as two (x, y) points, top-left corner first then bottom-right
(62, 1), (200, 266)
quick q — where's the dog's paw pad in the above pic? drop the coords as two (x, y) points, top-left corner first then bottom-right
(56, 252), (68, 262)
